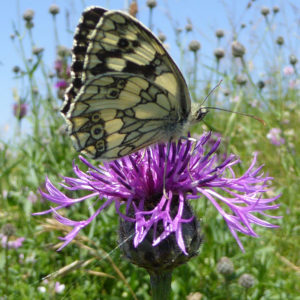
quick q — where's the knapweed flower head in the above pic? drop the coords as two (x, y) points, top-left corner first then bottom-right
(38, 133), (280, 256)
(267, 128), (285, 146)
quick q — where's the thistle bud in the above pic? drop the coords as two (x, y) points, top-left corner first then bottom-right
(273, 6), (279, 14)
(13, 66), (20, 74)
(185, 20), (193, 32)
(236, 74), (247, 86)
(214, 48), (225, 60)
(238, 274), (255, 289)
(261, 6), (270, 17)
(257, 80), (265, 89)
(2, 224), (16, 237)
(146, 0), (157, 9)
(32, 46), (44, 56)
(23, 9), (35, 22)
(49, 4), (60, 15)
(216, 257), (234, 276)
(276, 36), (284, 46)
(215, 29), (224, 39)
(231, 41), (246, 58)
(289, 55), (298, 66)
(189, 40), (201, 52)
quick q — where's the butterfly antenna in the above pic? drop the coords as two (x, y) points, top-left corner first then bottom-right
(200, 80), (223, 106)
(204, 106), (266, 125)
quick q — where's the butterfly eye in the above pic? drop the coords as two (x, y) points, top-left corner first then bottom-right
(92, 112), (101, 122)
(91, 124), (104, 139)
(107, 88), (119, 98)
(196, 107), (208, 121)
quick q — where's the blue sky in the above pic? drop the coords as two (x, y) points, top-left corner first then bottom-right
(0, 0), (296, 141)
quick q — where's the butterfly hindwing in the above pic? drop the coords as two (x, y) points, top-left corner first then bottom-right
(67, 73), (180, 159)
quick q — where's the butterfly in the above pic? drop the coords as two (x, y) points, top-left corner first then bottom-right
(61, 6), (207, 160)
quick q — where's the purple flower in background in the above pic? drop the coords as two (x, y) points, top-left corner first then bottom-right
(283, 65), (294, 76)
(54, 59), (63, 73)
(38, 133), (280, 254)
(27, 191), (38, 203)
(55, 80), (68, 90)
(13, 103), (28, 120)
(1, 235), (25, 249)
(267, 128), (285, 146)
(55, 282), (65, 294)
(289, 79), (300, 89)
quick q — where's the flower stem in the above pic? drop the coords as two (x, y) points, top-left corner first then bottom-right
(149, 271), (172, 300)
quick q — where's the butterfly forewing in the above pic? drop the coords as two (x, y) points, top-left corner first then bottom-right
(62, 6), (193, 160)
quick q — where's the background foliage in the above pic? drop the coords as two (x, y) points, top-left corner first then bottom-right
(1, 0), (299, 299)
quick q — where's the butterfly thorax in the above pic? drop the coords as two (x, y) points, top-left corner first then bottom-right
(159, 110), (190, 141)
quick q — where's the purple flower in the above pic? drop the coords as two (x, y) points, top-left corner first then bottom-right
(267, 128), (285, 146)
(13, 103), (28, 120)
(55, 80), (68, 90)
(54, 59), (63, 73)
(37, 133), (280, 254)
(1, 235), (25, 249)
(289, 79), (300, 89)
(28, 191), (38, 203)
(55, 282), (65, 294)
(283, 65), (294, 76)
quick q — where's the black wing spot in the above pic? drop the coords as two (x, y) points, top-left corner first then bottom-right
(123, 61), (155, 77)
(107, 88), (119, 98)
(73, 78), (82, 88)
(132, 40), (140, 47)
(118, 38), (129, 48)
(90, 63), (104, 75)
(72, 61), (84, 72)
(73, 45), (86, 55)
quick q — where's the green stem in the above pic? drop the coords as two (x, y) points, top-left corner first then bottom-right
(192, 51), (198, 100)
(149, 271), (172, 300)
(148, 8), (153, 31)
(52, 15), (60, 47)
(224, 88), (243, 139)
(5, 236), (9, 295)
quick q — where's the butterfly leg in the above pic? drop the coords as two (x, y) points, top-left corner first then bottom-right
(180, 136), (197, 143)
